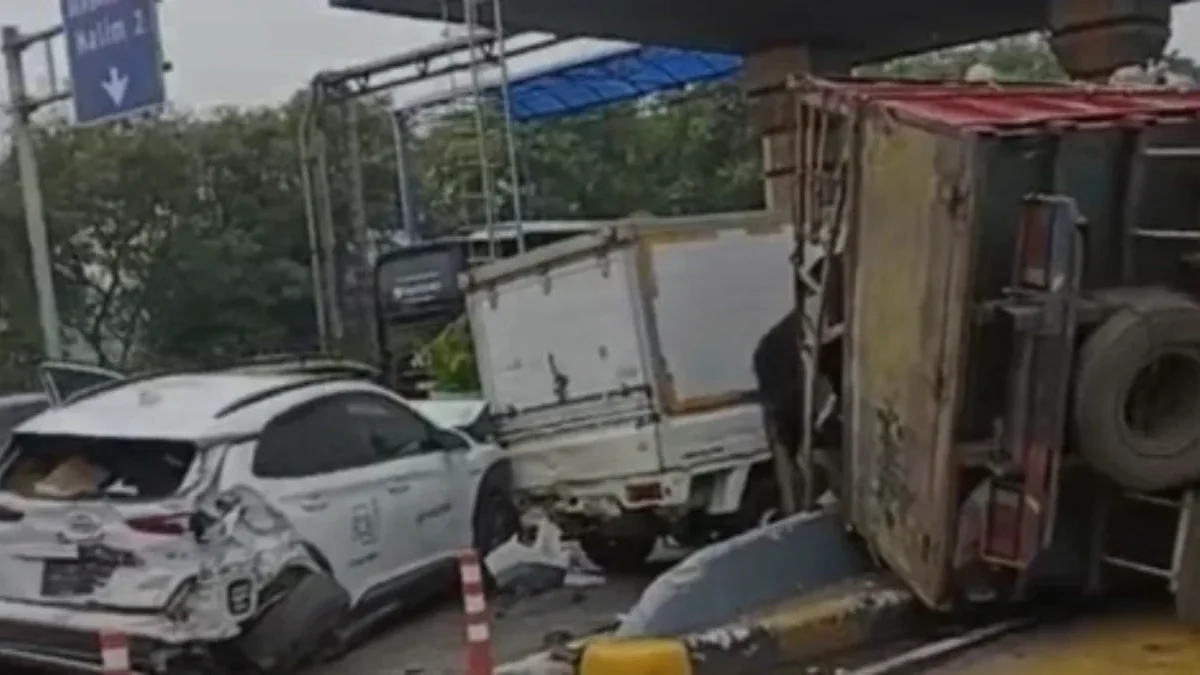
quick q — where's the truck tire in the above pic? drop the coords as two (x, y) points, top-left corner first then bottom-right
(716, 469), (785, 539)
(1073, 293), (1200, 491)
(579, 533), (656, 574)
(234, 570), (350, 674)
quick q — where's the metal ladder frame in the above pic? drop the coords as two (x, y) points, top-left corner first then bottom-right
(787, 79), (854, 512)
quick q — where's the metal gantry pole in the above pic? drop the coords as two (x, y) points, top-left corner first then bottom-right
(489, 0), (527, 253)
(297, 100), (331, 351)
(389, 110), (421, 242)
(461, 0), (499, 259)
(344, 98), (378, 358)
(312, 112), (345, 346)
(2, 25), (63, 359)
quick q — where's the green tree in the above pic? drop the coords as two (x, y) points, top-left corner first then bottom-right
(0, 163), (43, 389)
(0, 94), (409, 377)
(424, 317), (480, 392)
(412, 80), (762, 230)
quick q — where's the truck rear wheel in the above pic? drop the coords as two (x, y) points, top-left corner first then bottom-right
(1074, 293), (1200, 491)
(579, 533), (656, 574)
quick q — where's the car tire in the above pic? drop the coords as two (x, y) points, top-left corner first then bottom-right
(579, 533), (656, 574)
(472, 474), (521, 589)
(1074, 291), (1200, 491)
(234, 570), (350, 674)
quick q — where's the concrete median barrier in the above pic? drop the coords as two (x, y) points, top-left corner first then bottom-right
(576, 575), (913, 675)
(572, 508), (917, 675)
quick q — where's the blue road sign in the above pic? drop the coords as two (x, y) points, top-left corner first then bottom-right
(60, 0), (166, 125)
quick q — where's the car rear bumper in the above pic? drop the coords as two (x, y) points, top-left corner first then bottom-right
(0, 598), (233, 673)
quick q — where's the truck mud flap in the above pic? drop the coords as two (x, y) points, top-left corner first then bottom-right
(616, 508), (876, 638)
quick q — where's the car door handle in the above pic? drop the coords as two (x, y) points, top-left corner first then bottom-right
(299, 495), (328, 512)
(386, 481), (410, 495)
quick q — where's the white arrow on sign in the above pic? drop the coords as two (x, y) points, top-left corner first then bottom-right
(101, 67), (129, 106)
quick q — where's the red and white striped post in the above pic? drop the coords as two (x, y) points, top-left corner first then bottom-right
(98, 630), (131, 675)
(459, 549), (494, 675)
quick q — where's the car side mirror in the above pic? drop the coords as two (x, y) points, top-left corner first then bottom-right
(432, 428), (469, 452)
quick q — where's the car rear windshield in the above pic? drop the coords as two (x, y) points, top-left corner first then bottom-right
(1, 433), (197, 500)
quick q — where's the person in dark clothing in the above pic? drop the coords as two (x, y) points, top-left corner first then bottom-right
(752, 307), (844, 507)
(753, 310), (843, 444)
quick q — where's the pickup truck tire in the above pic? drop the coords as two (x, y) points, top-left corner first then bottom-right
(234, 570), (350, 674)
(1074, 293), (1200, 491)
(579, 533), (656, 574)
(716, 469), (784, 539)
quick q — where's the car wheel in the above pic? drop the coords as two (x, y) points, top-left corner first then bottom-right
(471, 475), (521, 591)
(234, 570), (350, 674)
(579, 533), (656, 574)
(472, 477), (521, 557)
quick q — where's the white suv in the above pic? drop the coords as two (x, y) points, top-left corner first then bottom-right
(0, 363), (516, 674)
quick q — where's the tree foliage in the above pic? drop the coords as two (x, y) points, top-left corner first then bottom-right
(412, 82), (761, 231)
(4, 35), (1199, 386)
(424, 317), (480, 393)
(0, 80), (760, 382)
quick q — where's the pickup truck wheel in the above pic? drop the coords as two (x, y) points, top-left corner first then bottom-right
(234, 570), (350, 674)
(1074, 295), (1200, 491)
(579, 533), (656, 574)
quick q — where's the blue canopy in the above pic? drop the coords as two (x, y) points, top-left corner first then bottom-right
(502, 45), (741, 121)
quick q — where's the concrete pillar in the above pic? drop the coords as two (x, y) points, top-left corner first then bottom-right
(1048, 0), (1172, 80)
(742, 46), (811, 213)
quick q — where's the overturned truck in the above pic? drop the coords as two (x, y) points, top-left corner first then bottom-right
(570, 77), (1200, 674)
(792, 78), (1200, 611)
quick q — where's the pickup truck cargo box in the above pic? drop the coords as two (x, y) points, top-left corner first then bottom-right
(461, 211), (794, 494)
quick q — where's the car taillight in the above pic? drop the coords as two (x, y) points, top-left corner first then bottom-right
(0, 505), (23, 523)
(127, 514), (191, 535)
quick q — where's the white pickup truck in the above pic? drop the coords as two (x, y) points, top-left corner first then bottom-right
(461, 211), (800, 571)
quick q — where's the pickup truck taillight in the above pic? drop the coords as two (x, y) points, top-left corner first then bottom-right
(0, 505), (23, 523)
(625, 481), (664, 504)
(127, 513), (191, 535)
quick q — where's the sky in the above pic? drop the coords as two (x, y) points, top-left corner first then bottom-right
(3, 0), (1200, 112)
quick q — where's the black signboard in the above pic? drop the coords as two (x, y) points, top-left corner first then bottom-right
(372, 242), (467, 324)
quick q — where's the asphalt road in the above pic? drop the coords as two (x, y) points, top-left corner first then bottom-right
(10, 572), (651, 675)
(305, 573), (652, 675)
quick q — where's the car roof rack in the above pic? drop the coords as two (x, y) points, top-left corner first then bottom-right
(60, 356), (374, 407)
(213, 373), (356, 419)
(63, 367), (190, 406)
(219, 353), (381, 378)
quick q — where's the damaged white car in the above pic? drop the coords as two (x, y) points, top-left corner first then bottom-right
(0, 364), (518, 673)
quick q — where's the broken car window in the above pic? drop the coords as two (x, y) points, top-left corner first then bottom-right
(0, 433), (197, 500)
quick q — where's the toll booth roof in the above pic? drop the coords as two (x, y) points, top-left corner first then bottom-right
(804, 78), (1200, 135)
(330, 0), (1192, 66)
(331, 0), (1046, 62)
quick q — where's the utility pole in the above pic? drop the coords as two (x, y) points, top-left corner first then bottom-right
(3, 25), (66, 359)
